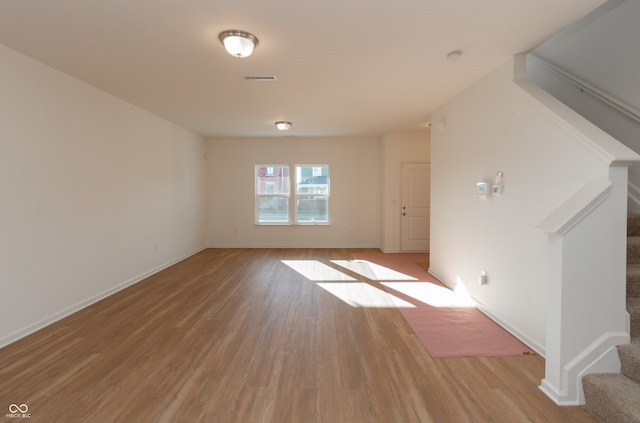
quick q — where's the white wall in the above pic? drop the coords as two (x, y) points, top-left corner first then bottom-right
(528, 0), (640, 211)
(381, 132), (430, 252)
(527, 56), (640, 153)
(430, 57), (609, 354)
(527, 56), (640, 211)
(0, 44), (207, 347)
(206, 136), (381, 248)
(531, 0), (640, 116)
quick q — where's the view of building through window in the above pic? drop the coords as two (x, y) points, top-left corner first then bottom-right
(295, 165), (329, 223)
(255, 165), (289, 223)
(255, 164), (329, 224)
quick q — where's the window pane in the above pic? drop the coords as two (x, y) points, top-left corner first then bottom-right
(297, 165), (329, 194)
(257, 196), (289, 223)
(257, 165), (289, 195)
(297, 196), (328, 223)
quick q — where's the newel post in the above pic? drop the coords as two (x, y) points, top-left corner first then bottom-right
(537, 166), (630, 405)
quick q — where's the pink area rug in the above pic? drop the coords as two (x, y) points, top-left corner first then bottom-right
(351, 252), (534, 358)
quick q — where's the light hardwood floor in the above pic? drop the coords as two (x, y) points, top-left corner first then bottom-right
(0, 248), (603, 422)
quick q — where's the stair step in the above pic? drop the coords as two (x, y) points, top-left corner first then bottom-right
(629, 297), (640, 340)
(585, 215), (640, 423)
(629, 213), (640, 237)
(619, 344), (640, 385)
(628, 264), (640, 298)
(583, 373), (640, 423)
(628, 237), (640, 265)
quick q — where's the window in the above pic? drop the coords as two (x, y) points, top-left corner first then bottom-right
(296, 165), (329, 223)
(255, 164), (329, 224)
(255, 165), (290, 223)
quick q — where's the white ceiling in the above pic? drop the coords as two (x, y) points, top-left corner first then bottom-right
(0, 0), (604, 138)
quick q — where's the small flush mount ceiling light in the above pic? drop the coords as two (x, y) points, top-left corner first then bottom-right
(446, 49), (463, 61)
(219, 30), (258, 58)
(275, 121), (292, 131)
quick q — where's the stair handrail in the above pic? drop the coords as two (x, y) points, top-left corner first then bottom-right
(535, 179), (611, 235)
(528, 54), (640, 126)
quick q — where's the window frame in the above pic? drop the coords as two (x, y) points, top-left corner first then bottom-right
(255, 163), (331, 225)
(255, 164), (291, 225)
(294, 164), (330, 225)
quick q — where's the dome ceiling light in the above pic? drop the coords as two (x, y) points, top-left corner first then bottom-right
(218, 30), (258, 58)
(275, 121), (292, 131)
(446, 49), (463, 61)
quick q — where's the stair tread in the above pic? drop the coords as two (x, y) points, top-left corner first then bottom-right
(587, 216), (640, 422)
(583, 373), (640, 422)
(619, 343), (640, 354)
(583, 373), (640, 398)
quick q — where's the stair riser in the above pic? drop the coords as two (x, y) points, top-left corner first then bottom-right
(619, 345), (640, 385)
(632, 315), (640, 340)
(583, 374), (640, 423)
(628, 242), (640, 265)
(630, 298), (640, 342)
(629, 274), (640, 298)
(628, 215), (640, 237)
(581, 216), (640, 423)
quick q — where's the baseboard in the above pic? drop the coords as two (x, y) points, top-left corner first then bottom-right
(539, 379), (575, 406)
(428, 267), (544, 356)
(427, 268), (452, 289)
(0, 245), (206, 349)
(540, 331), (629, 405)
(206, 243), (381, 249)
(475, 304), (545, 357)
(431, 268), (629, 406)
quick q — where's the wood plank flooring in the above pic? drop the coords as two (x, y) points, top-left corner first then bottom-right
(0, 248), (603, 422)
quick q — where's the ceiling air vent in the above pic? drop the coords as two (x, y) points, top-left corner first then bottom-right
(244, 75), (277, 81)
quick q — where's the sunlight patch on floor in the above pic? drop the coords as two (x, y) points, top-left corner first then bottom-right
(382, 282), (475, 308)
(281, 260), (356, 281)
(316, 282), (416, 308)
(281, 258), (473, 309)
(331, 260), (417, 281)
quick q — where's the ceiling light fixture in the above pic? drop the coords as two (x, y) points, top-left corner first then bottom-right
(218, 30), (258, 58)
(275, 121), (292, 131)
(446, 50), (463, 61)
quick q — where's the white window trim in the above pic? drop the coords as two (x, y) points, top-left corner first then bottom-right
(255, 163), (330, 226)
(255, 164), (290, 225)
(294, 164), (330, 225)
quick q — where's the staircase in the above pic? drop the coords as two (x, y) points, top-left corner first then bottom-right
(583, 214), (640, 422)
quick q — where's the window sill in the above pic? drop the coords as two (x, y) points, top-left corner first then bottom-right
(255, 222), (331, 226)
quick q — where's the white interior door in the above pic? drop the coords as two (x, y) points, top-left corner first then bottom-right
(401, 162), (430, 252)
